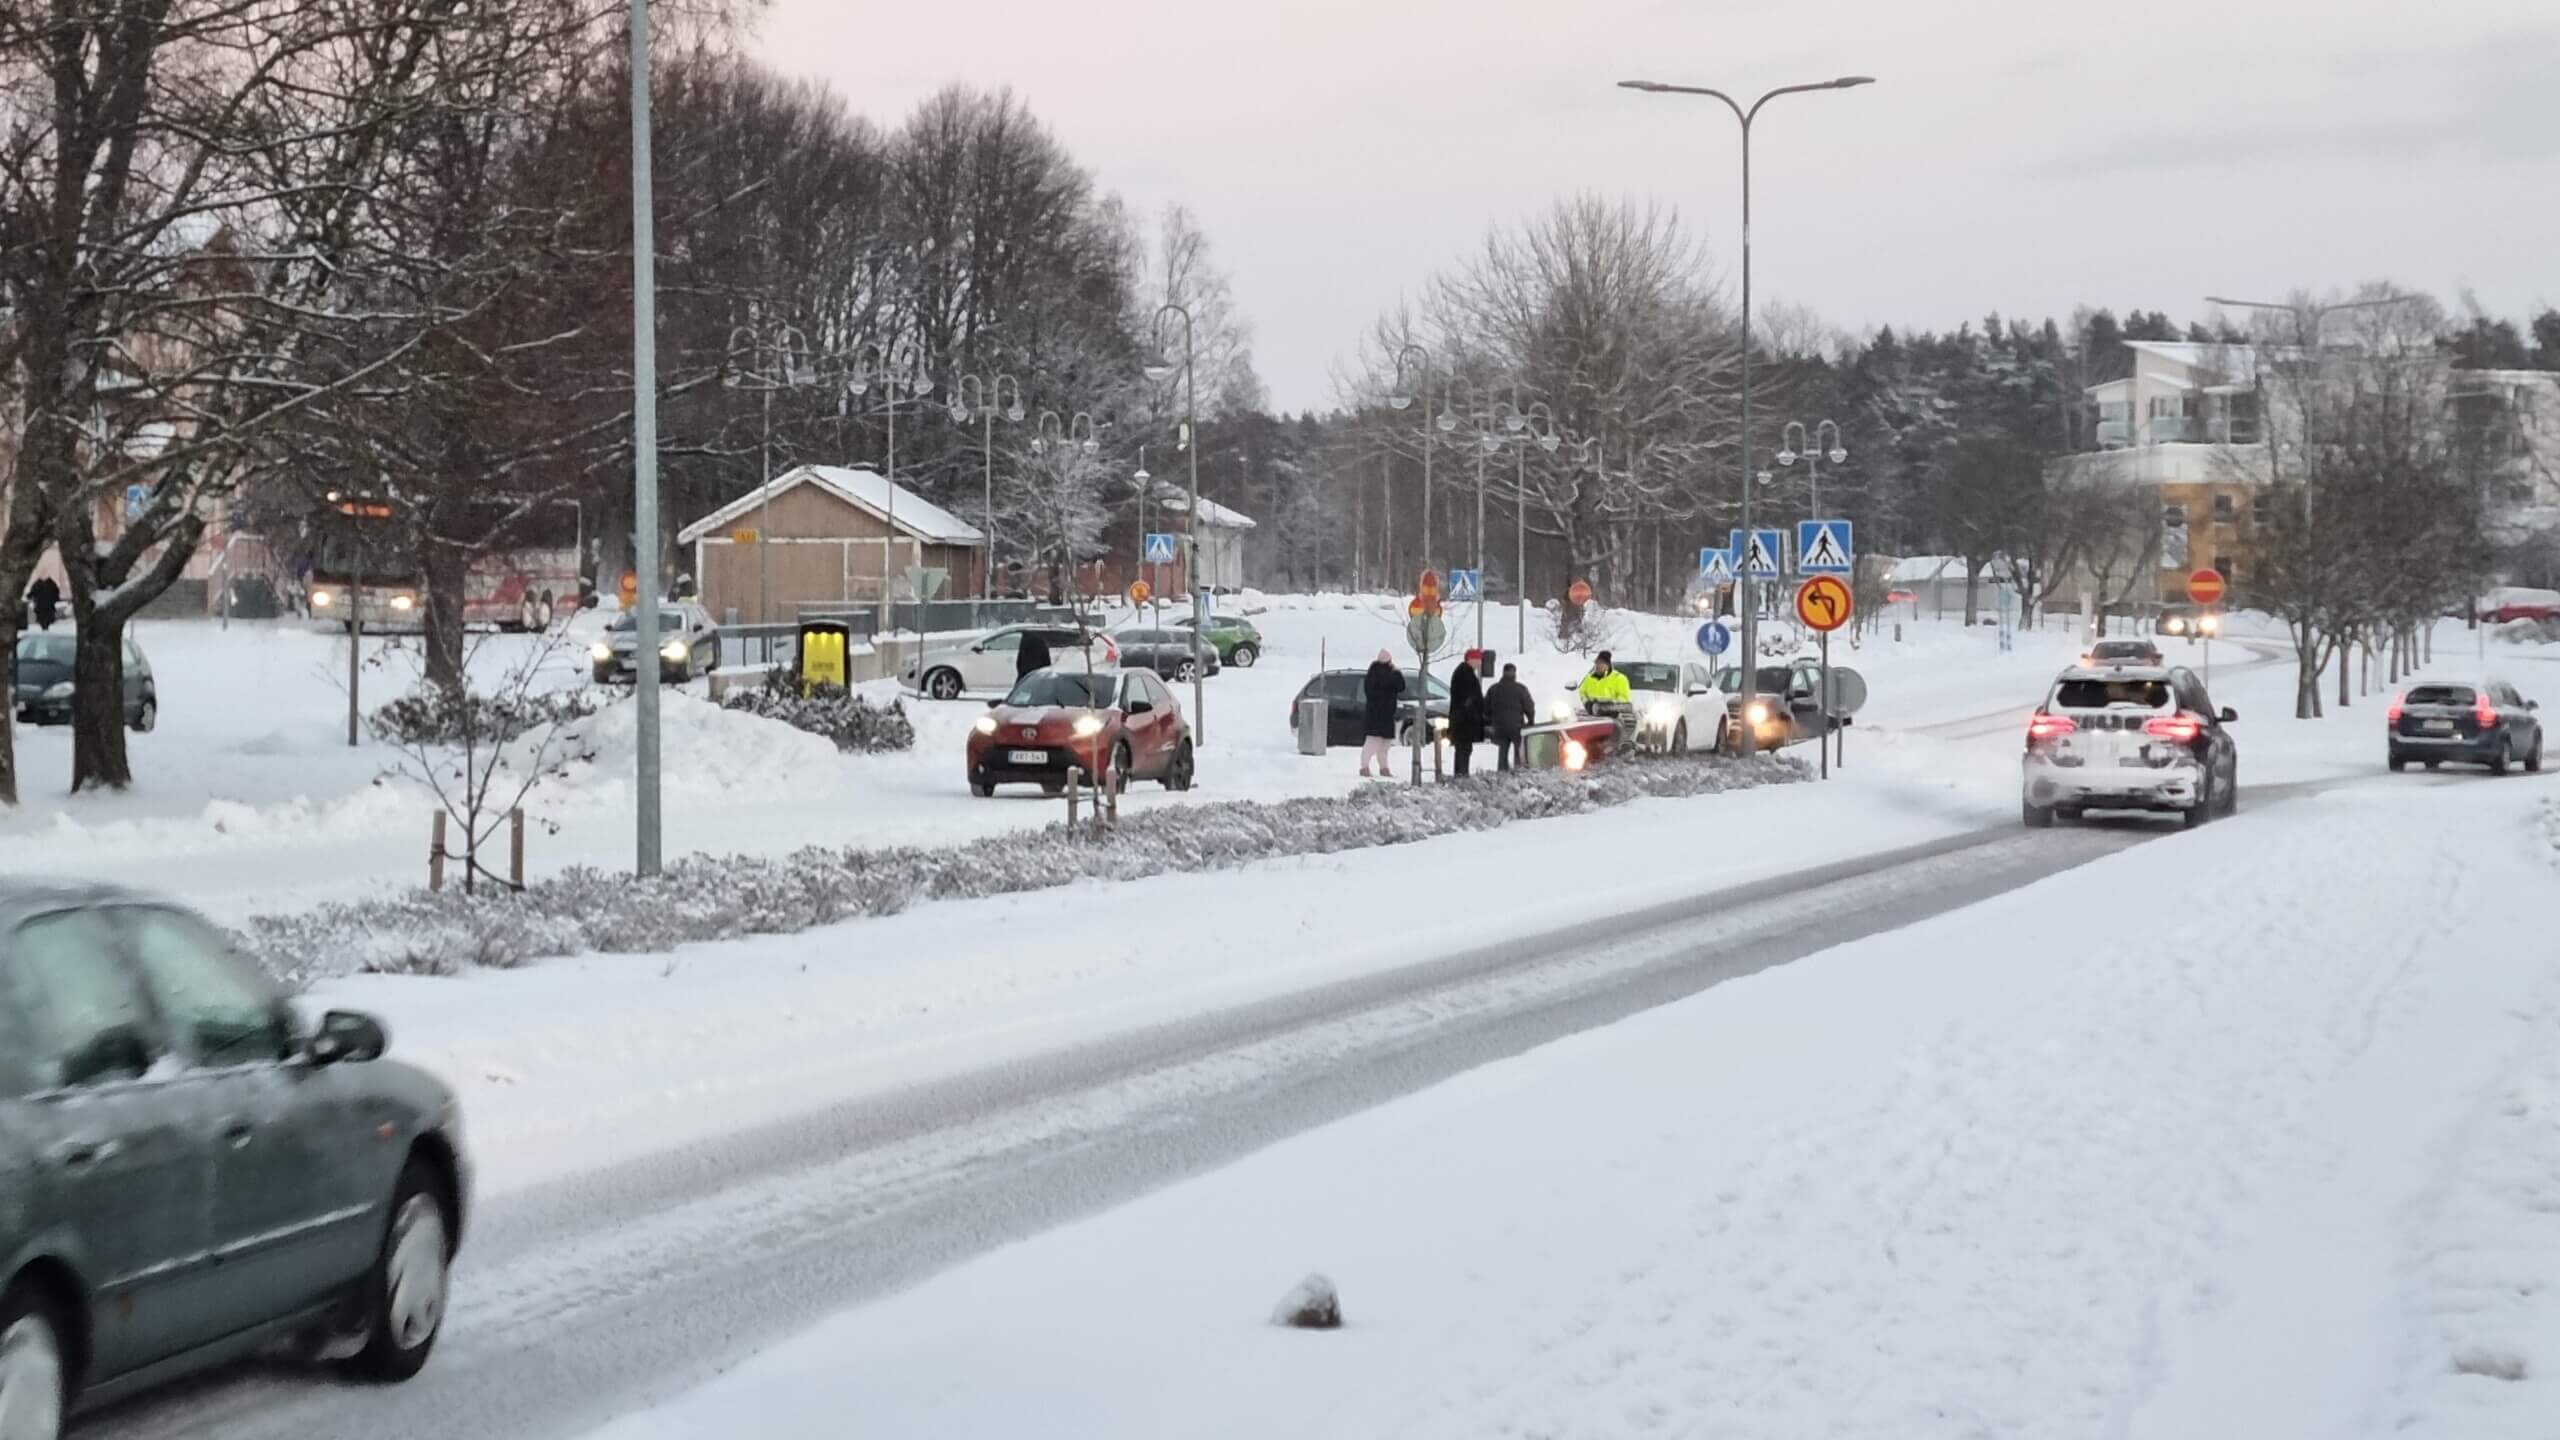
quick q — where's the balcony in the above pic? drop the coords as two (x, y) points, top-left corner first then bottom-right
(2096, 416), (2260, 449)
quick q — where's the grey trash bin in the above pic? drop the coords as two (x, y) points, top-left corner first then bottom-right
(1296, 697), (1328, 756)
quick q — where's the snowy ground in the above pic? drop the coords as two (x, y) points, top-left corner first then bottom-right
(582, 777), (2560, 1440)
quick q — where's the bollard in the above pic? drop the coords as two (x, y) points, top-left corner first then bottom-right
(509, 807), (526, 891)
(1066, 766), (1081, 829)
(1105, 763), (1119, 828)
(1894, 622), (1903, 643)
(429, 812), (447, 892)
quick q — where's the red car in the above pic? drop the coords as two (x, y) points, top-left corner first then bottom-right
(967, 665), (1196, 796)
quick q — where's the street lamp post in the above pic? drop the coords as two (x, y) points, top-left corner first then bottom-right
(1509, 400), (1561, 654)
(1034, 410), (1103, 610)
(950, 371), (1024, 602)
(629, 0), (662, 875)
(851, 343), (933, 637)
(1386, 344), (1442, 591)
(1621, 72), (1874, 757)
(1146, 304), (1206, 742)
(726, 322), (815, 625)
(1777, 419), (1846, 524)
(2203, 292), (2407, 525)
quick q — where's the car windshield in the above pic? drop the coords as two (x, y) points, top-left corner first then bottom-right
(2091, 642), (2155, 658)
(14, 633), (74, 665)
(2404, 684), (2476, 707)
(1713, 666), (1795, 694)
(2055, 678), (2172, 710)
(1005, 672), (1115, 708)
(1618, 662), (1679, 692)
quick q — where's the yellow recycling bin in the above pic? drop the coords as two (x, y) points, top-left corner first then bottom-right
(797, 620), (850, 695)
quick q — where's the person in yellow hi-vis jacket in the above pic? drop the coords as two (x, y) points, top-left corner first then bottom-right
(1577, 650), (1632, 708)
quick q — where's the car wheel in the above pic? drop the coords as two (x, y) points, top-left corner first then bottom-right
(0, 1281), (68, 1440)
(2424, 759), (2441, 771)
(925, 668), (964, 701)
(2388, 753), (2406, 772)
(2057, 806), (2085, 822)
(130, 696), (156, 734)
(2022, 798), (2056, 829)
(970, 781), (995, 798)
(2489, 737), (2511, 776)
(1163, 740), (1195, 792)
(350, 1161), (451, 1382)
(2529, 736), (2544, 774)
(1039, 778), (1064, 796)
(519, 596), (538, 631)
(1110, 742), (1134, 793)
(538, 591), (556, 628)
(1174, 660), (1198, 683)
(1229, 643), (1258, 668)
(1670, 721), (1689, 757)
(2182, 774), (2214, 829)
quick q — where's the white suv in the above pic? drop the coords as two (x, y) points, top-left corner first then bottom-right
(2022, 663), (2238, 828)
(905, 624), (1119, 699)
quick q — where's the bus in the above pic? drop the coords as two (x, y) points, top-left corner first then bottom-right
(306, 494), (586, 632)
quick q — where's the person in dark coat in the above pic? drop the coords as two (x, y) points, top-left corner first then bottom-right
(1447, 651), (1487, 776)
(1486, 661), (1536, 772)
(1016, 629), (1053, 680)
(1359, 649), (1405, 778)
(27, 576), (59, 631)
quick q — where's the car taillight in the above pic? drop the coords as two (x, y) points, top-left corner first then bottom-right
(2026, 712), (2075, 744)
(2386, 693), (2404, 726)
(2144, 714), (2202, 743)
(2476, 691), (2497, 728)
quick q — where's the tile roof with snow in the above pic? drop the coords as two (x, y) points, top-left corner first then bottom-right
(678, 464), (984, 546)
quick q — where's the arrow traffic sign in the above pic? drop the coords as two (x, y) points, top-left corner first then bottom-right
(1143, 532), (1178, 564)
(1794, 574), (1853, 633)
(1697, 547), (1734, 583)
(1796, 519), (1854, 575)
(1127, 579), (1152, 606)
(1732, 528), (1784, 579)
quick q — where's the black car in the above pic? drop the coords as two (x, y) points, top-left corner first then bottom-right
(2388, 678), (2543, 774)
(0, 881), (468, 1434)
(1113, 629), (1222, 683)
(12, 631), (158, 732)
(1289, 667), (1450, 748)
(2082, 638), (2165, 667)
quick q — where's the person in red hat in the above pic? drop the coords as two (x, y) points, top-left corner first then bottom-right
(1447, 650), (1487, 776)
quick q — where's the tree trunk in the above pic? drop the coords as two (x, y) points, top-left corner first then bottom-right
(0, 613), (19, 808)
(2292, 619), (2321, 719)
(67, 619), (131, 792)
(1963, 563), (1982, 626)
(422, 540), (470, 694)
(2333, 636), (2351, 708)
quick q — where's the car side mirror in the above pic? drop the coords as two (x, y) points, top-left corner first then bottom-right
(308, 1009), (387, 1066)
(2218, 706), (2238, 724)
(1127, 698), (1154, 715)
(1687, 685), (1710, 697)
(984, 698), (1001, 708)
(2529, 700), (2541, 712)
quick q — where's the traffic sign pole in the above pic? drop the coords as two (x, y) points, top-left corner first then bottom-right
(1819, 628), (1830, 780)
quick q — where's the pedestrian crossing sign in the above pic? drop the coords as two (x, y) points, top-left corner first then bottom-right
(1732, 528), (1784, 579)
(1697, 547), (1733, 583)
(1796, 519), (1854, 575)
(1144, 532), (1178, 564)
(1448, 568), (1482, 602)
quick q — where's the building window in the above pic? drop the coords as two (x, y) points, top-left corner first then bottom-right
(2211, 493), (2235, 520)
(2214, 556), (2236, 583)
(2250, 492), (2271, 527)
(2098, 401), (2131, 425)
(2161, 502), (2187, 528)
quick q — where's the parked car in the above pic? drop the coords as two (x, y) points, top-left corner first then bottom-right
(967, 665), (1193, 796)
(1175, 613), (1263, 668)
(0, 881), (469, 1433)
(1113, 628), (1222, 683)
(11, 631), (157, 732)
(2080, 637), (2164, 668)
(1707, 661), (1832, 754)
(905, 624), (1120, 700)
(1288, 667), (1451, 748)
(2387, 678), (2543, 774)
(2476, 587), (2560, 625)
(590, 603), (719, 684)
(2021, 663), (2239, 828)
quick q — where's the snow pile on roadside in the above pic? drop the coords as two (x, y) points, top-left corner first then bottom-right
(535, 690), (846, 808)
(237, 753), (1802, 981)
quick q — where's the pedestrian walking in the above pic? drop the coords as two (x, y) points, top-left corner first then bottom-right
(1448, 650), (1486, 776)
(26, 576), (59, 631)
(1359, 649), (1404, 778)
(1016, 629), (1053, 679)
(1486, 661), (1535, 772)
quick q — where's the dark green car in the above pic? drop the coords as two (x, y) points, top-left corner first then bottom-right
(1177, 614), (1262, 668)
(0, 881), (468, 1436)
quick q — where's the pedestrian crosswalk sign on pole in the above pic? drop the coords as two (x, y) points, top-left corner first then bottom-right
(1732, 528), (1784, 579)
(1447, 568), (1482, 602)
(1796, 519), (1854, 575)
(1697, 547), (1734, 583)
(1143, 532), (1178, 564)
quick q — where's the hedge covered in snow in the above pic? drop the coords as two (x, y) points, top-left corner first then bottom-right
(717, 672), (916, 754)
(238, 753), (1802, 982)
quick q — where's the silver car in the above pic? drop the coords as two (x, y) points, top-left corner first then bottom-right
(0, 881), (468, 1436)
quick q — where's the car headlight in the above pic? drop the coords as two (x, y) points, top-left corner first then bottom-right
(389, 594), (414, 612)
(1562, 738), (1588, 771)
(310, 589), (334, 608)
(2165, 617), (2187, 634)
(660, 640), (688, 661)
(1646, 702), (1678, 726)
(41, 681), (73, 700)
(1431, 715), (1448, 732)
(1550, 699), (1577, 722)
(591, 642), (614, 662)
(973, 715), (998, 736)
(1746, 701), (1772, 725)
(1071, 715), (1104, 737)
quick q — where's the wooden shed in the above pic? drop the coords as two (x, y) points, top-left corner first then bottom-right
(678, 465), (985, 625)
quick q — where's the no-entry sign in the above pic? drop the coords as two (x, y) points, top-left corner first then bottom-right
(2187, 567), (2226, 606)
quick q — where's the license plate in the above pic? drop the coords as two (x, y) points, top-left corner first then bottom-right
(1008, 749), (1050, 764)
(2423, 720), (2453, 733)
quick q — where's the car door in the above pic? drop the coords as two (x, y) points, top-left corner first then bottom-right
(117, 905), (368, 1333)
(965, 629), (1022, 690)
(2175, 669), (2235, 782)
(0, 907), (215, 1377)
(1116, 672), (1162, 776)
(1325, 672), (1364, 744)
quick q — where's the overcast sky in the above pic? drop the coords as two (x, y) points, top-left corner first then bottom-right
(755, 0), (2560, 414)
